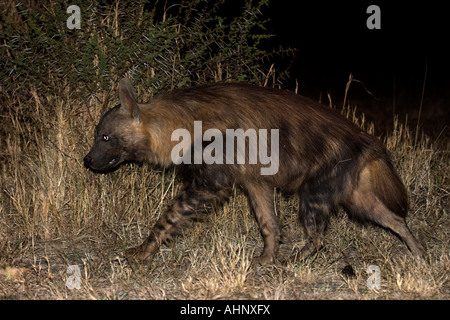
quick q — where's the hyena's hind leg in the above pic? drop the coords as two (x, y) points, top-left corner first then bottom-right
(244, 181), (280, 266)
(125, 185), (231, 262)
(294, 184), (332, 261)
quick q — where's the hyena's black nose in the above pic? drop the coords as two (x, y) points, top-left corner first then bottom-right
(84, 155), (93, 167)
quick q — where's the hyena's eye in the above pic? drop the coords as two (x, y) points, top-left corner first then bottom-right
(103, 135), (109, 142)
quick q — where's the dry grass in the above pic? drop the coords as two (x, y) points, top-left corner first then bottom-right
(0, 86), (448, 300)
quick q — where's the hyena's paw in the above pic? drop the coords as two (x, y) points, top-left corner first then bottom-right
(251, 254), (278, 268)
(124, 242), (157, 263)
(287, 242), (322, 263)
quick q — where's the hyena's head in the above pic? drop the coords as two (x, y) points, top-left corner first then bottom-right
(84, 78), (148, 172)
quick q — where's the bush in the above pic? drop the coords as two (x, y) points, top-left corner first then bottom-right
(1, 0), (278, 100)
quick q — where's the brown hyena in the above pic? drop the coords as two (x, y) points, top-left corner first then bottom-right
(84, 78), (426, 265)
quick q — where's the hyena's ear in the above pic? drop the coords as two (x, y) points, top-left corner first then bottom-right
(119, 77), (141, 124)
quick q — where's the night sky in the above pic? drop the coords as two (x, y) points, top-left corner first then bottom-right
(265, 1), (449, 104)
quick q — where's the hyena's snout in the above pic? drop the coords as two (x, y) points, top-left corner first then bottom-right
(83, 145), (123, 172)
(83, 151), (99, 170)
(83, 151), (115, 172)
(83, 154), (93, 168)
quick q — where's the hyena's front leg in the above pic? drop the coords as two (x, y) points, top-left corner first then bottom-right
(125, 187), (231, 262)
(245, 182), (280, 266)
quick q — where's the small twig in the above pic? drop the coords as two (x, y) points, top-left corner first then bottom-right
(415, 61), (427, 147)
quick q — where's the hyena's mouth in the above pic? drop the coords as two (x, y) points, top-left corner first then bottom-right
(108, 158), (119, 166)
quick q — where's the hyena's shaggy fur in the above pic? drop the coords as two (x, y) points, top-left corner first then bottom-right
(84, 78), (426, 265)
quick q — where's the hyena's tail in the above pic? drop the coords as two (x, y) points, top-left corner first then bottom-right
(344, 157), (426, 259)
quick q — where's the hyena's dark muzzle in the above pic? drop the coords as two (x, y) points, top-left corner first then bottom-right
(84, 141), (123, 172)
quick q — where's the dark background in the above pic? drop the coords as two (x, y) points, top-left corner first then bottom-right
(264, 1), (449, 137)
(265, 1), (447, 97)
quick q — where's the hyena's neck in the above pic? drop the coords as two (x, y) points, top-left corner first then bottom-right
(139, 103), (195, 168)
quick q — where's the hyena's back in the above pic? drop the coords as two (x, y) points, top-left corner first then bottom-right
(85, 79), (426, 264)
(146, 83), (401, 195)
(144, 83), (379, 177)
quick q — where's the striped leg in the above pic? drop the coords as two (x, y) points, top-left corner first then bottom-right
(295, 186), (331, 260)
(125, 186), (230, 262)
